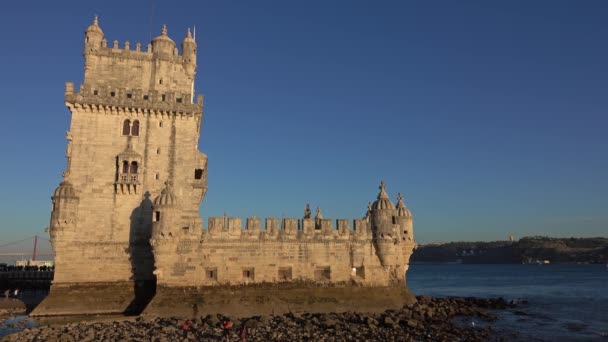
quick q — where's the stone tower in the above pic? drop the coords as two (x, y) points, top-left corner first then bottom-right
(33, 17), (208, 316)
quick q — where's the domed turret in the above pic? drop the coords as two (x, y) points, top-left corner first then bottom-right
(371, 181), (395, 211)
(49, 181), (79, 237)
(53, 181), (77, 199)
(181, 28), (197, 77)
(395, 193), (412, 218)
(151, 24), (176, 58)
(153, 182), (177, 207)
(84, 16), (104, 52)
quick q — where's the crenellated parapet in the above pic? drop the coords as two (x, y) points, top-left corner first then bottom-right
(64, 82), (203, 117)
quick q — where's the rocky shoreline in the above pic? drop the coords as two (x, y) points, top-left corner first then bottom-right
(2, 296), (520, 341)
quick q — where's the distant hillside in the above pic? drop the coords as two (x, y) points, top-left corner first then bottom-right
(411, 236), (608, 264)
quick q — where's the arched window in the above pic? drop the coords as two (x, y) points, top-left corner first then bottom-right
(131, 120), (140, 136)
(130, 161), (138, 174)
(122, 120), (131, 135)
(122, 161), (129, 174)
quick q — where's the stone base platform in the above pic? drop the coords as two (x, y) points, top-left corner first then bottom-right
(30, 281), (155, 317)
(143, 283), (416, 319)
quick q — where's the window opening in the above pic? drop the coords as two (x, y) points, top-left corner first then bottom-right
(154, 211), (160, 221)
(110, 92), (116, 97)
(93, 90), (98, 95)
(206, 268), (217, 280)
(278, 267), (292, 281)
(122, 119), (131, 135)
(127, 93), (132, 99)
(194, 169), (203, 180)
(314, 266), (331, 281)
(130, 161), (138, 174)
(131, 120), (140, 136)
(122, 161), (129, 174)
(161, 95), (166, 101)
(143, 95), (149, 100)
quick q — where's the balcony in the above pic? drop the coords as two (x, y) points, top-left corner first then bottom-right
(118, 173), (139, 184)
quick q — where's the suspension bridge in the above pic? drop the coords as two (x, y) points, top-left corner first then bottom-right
(0, 235), (53, 264)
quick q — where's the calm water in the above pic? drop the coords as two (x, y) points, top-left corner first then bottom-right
(1, 264), (607, 340)
(408, 264), (608, 341)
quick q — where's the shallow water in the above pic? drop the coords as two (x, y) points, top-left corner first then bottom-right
(408, 264), (608, 341)
(1, 264), (606, 340)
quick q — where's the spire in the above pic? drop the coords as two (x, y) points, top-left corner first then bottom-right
(303, 202), (311, 219)
(396, 192), (412, 218)
(93, 15), (99, 26)
(187, 28), (192, 38)
(161, 24), (168, 35)
(396, 193), (405, 208)
(377, 180), (389, 199)
(315, 206), (323, 220)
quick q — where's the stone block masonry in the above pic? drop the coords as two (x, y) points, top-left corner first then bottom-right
(31, 17), (416, 317)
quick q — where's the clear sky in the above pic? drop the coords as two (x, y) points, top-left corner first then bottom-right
(0, 0), (606, 245)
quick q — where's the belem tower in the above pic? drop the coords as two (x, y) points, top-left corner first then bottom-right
(32, 17), (417, 317)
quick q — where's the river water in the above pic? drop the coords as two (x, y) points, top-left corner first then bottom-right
(408, 264), (608, 341)
(1, 264), (607, 340)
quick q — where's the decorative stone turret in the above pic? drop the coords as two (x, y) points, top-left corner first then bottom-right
(181, 28), (197, 78)
(151, 24), (176, 59)
(84, 16), (104, 53)
(370, 181), (399, 267)
(49, 181), (79, 240)
(151, 182), (178, 238)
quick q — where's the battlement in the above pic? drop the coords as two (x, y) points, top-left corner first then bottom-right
(64, 82), (203, 116)
(81, 18), (197, 96)
(202, 215), (371, 241)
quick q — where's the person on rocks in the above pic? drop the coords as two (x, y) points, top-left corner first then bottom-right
(182, 319), (193, 336)
(239, 324), (248, 342)
(3, 289), (8, 300)
(13, 289), (19, 298)
(221, 316), (233, 341)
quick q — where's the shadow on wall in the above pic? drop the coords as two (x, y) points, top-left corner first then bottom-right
(125, 192), (156, 315)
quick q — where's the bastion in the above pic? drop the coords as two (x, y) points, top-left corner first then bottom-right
(31, 17), (417, 317)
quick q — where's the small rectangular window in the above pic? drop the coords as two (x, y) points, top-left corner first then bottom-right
(154, 211), (160, 222)
(194, 169), (203, 180)
(206, 268), (217, 280)
(93, 90), (99, 95)
(143, 95), (149, 100)
(161, 95), (166, 101)
(176, 98), (182, 103)
(110, 92), (116, 97)
(242, 268), (255, 281)
(314, 266), (331, 281)
(127, 93), (132, 99)
(278, 267), (292, 281)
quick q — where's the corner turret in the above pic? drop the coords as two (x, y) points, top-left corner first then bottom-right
(370, 181), (398, 266)
(84, 16), (104, 53)
(49, 181), (79, 240)
(151, 24), (176, 59)
(181, 28), (197, 78)
(151, 182), (179, 238)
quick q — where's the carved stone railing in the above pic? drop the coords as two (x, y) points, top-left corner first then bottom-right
(117, 173), (139, 184)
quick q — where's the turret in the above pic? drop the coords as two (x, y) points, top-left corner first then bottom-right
(84, 16), (104, 53)
(181, 28), (197, 78)
(151, 24), (176, 59)
(370, 181), (398, 267)
(49, 181), (79, 240)
(395, 192), (414, 241)
(151, 182), (178, 238)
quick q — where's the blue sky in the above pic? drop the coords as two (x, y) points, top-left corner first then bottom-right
(0, 0), (606, 245)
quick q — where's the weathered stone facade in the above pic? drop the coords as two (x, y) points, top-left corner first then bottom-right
(32, 18), (416, 317)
